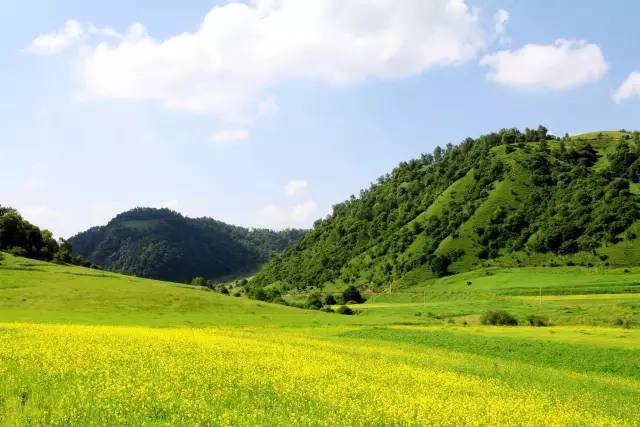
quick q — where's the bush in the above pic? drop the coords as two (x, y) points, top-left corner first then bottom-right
(480, 310), (518, 326)
(614, 318), (632, 329)
(342, 285), (366, 304)
(190, 277), (206, 287)
(305, 294), (323, 310)
(335, 305), (354, 315)
(248, 287), (267, 301)
(526, 314), (549, 327)
(7, 246), (27, 257)
(324, 294), (337, 306)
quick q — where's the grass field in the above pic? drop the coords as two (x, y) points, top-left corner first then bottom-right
(1, 253), (640, 425)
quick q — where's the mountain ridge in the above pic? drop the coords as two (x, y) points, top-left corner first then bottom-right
(70, 207), (306, 282)
(252, 128), (640, 293)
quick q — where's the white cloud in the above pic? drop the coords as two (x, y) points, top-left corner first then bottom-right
(27, 20), (84, 55)
(258, 98), (280, 117)
(78, 0), (486, 119)
(87, 23), (148, 41)
(613, 71), (640, 103)
(259, 199), (317, 228)
(481, 39), (607, 91)
(209, 129), (250, 145)
(285, 180), (308, 197)
(493, 9), (510, 45)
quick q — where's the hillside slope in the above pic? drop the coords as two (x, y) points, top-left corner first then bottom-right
(253, 128), (640, 291)
(0, 252), (333, 327)
(69, 208), (305, 283)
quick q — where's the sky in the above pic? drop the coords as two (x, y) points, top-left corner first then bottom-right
(2, 0), (640, 238)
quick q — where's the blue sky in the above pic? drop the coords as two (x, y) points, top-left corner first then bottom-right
(2, 0), (640, 238)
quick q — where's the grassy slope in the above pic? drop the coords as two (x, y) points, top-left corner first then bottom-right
(0, 253), (342, 328)
(1, 251), (640, 423)
(3, 249), (640, 327)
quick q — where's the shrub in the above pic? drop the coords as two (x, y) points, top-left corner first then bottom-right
(481, 310), (518, 326)
(190, 277), (206, 287)
(526, 314), (549, 327)
(614, 318), (632, 329)
(305, 294), (323, 310)
(342, 285), (366, 304)
(335, 305), (354, 315)
(248, 287), (267, 301)
(324, 294), (337, 306)
(7, 246), (27, 257)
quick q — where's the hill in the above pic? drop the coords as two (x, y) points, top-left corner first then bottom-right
(69, 208), (305, 283)
(0, 252), (327, 327)
(253, 128), (640, 292)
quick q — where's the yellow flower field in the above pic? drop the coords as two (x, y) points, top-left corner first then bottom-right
(1, 323), (636, 426)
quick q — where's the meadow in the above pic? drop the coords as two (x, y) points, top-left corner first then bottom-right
(1, 253), (640, 425)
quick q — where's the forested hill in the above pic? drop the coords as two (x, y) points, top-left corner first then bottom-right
(69, 208), (305, 282)
(253, 128), (640, 291)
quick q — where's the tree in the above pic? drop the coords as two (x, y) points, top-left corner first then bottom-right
(190, 276), (206, 287)
(342, 285), (365, 304)
(430, 255), (452, 277)
(40, 230), (59, 260)
(433, 146), (443, 162)
(53, 239), (72, 264)
(249, 287), (267, 301)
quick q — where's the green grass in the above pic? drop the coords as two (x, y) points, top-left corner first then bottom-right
(0, 253), (342, 328)
(1, 252), (640, 424)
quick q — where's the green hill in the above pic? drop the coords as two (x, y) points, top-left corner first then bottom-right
(0, 252), (330, 327)
(253, 128), (640, 293)
(69, 208), (305, 283)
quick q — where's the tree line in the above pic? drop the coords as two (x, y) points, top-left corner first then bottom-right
(0, 205), (93, 267)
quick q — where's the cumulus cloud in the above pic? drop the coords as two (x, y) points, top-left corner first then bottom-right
(78, 0), (486, 119)
(209, 129), (250, 145)
(481, 39), (607, 91)
(285, 180), (308, 197)
(493, 9), (510, 44)
(27, 20), (84, 54)
(257, 179), (317, 228)
(259, 200), (317, 228)
(613, 71), (640, 103)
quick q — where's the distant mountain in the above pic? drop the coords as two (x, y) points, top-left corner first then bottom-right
(69, 208), (305, 282)
(253, 128), (640, 292)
